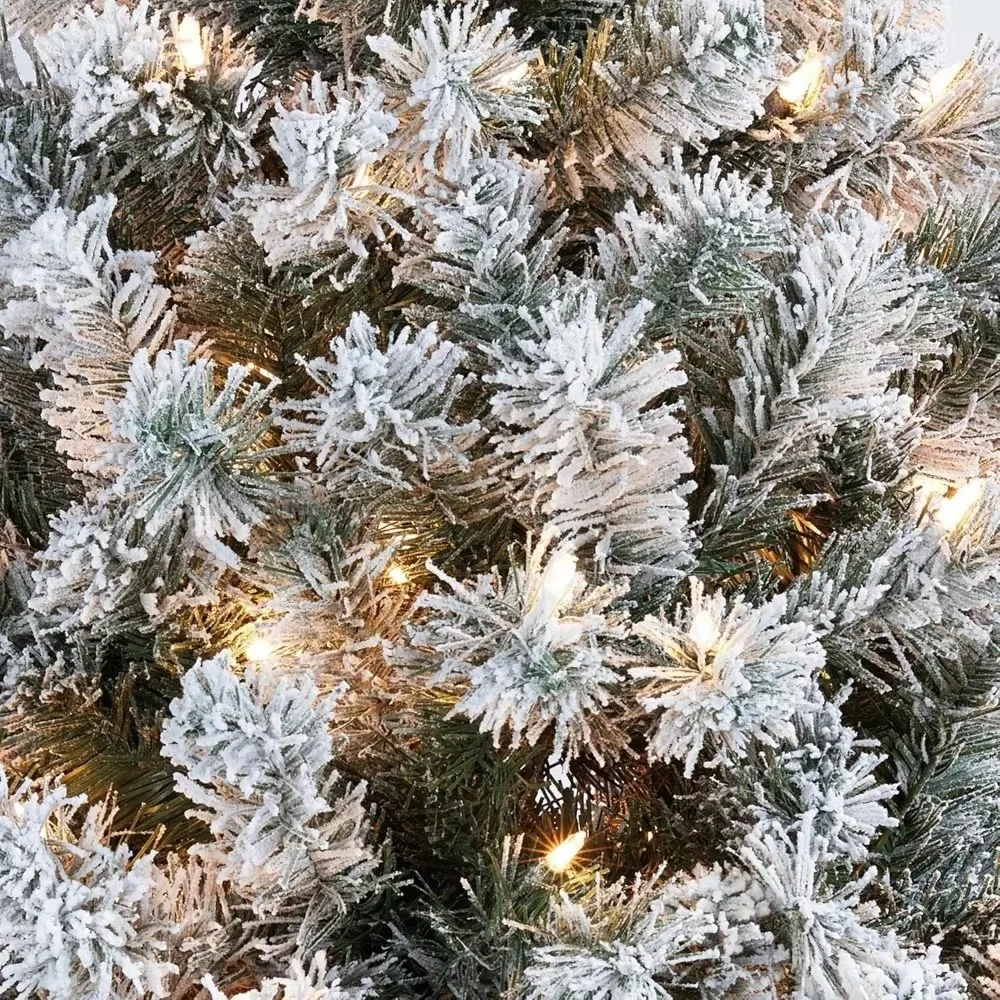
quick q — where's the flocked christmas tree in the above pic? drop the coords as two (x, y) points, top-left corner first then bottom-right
(5, 0), (1000, 995)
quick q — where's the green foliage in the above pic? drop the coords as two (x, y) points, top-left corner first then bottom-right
(6, 0), (1000, 996)
(0, 347), (83, 546)
(400, 836), (551, 999)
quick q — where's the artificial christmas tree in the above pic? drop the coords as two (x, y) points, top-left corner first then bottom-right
(3, 0), (1000, 995)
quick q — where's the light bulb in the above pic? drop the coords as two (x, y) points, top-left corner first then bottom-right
(176, 15), (206, 71)
(689, 608), (720, 652)
(934, 479), (984, 532)
(246, 637), (273, 663)
(539, 549), (577, 611)
(387, 564), (409, 585)
(777, 56), (824, 111)
(545, 831), (586, 873)
(910, 473), (950, 502)
(910, 473), (949, 519)
(915, 63), (962, 109)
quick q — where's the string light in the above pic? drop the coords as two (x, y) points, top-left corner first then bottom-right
(776, 56), (824, 112)
(175, 15), (206, 71)
(914, 63), (962, 110)
(911, 474), (985, 532)
(245, 636), (274, 662)
(387, 564), (409, 585)
(910, 473), (949, 505)
(538, 549), (577, 613)
(689, 608), (720, 653)
(934, 479), (985, 532)
(545, 831), (586, 873)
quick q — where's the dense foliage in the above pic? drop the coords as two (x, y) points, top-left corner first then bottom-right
(4, 0), (1000, 996)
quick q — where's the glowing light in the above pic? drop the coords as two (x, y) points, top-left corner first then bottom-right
(689, 608), (720, 653)
(915, 63), (962, 109)
(545, 831), (586, 873)
(777, 56), (824, 111)
(176, 15), (206, 71)
(911, 473), (949, 500)
(935, 479), (985, 532)
(539, 549), (577, 611)
(245, 637), (273, 662)
(387, 564), (409, 585)
(911, 474), (985, 532)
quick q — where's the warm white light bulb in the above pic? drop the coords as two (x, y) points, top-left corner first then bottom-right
(910, 473), (950, 501)
(176, 15), (206, 71)
(539, 549), (577, 611)
(777, 56), (823, 110)
(545, 831), (586, 873)
(934, 479), (984, 533)
(915, 63), (962, 109)
(689, 608), (720, 652)
(387, 564), (409, 585)
(911, 473), (948, 517)
(246, 637), (273, 663)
